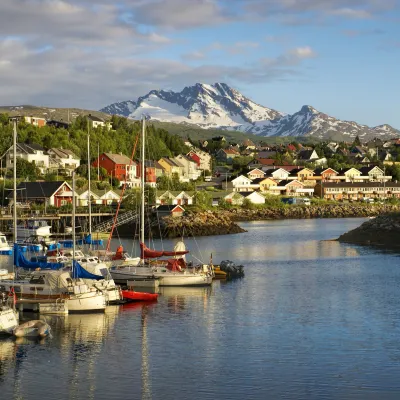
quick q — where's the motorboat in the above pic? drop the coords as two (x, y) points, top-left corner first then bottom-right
(0, 289), (19, 335)
(17, 220), (52, 239)
(0, 232), (12, 255)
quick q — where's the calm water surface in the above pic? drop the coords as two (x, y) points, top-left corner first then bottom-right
(2, 218), (400, 399)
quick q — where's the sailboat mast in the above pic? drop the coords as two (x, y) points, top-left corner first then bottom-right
(87, 119), (92, 246)
(72, 171), (76, 261)
(12, 119), (17, 246)
(141, 116), (145, 246)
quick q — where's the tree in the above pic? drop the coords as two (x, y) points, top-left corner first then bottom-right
(7, 158), (39, 180)
(194, 190), (212, 208)
(352, 135), (361, 147)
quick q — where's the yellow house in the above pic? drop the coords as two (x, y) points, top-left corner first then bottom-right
(158, 157), (182, 177)
(257, 177), (278, 192)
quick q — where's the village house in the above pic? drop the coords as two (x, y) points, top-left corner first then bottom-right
(46, 120), (70, 129)
(76, 188), (101, 207)
(242, 139), (256, 150)
(312, 168), (339, 182)
(173, 154), (201, 181)
(87, 115), (112, 130)
(238, 191), (266, 204)
(92, 153), (139, 187)
(223, 175), (259, 192)
(1, 143), (50, 174)
(247, 168), (265, 180)
(265, 167), (290, 181)
(254, 177), (278, 193)
(47, 148), (80, 176)
(211, 191), (244, 206)
(156, 191), (194, 206)
(8, 181), (76, 207)
(288, 168), (315, 185)
(336, 167), (362, 182)
(155, 205), (185, 218)
(187, 149), (212, 171)
(22, 116), (47, 127)
(315, 182), (400, 201)
(216, 148), (240, 164)
(358, 166), (388, 182)
(270, 180), (314, 197)
(158, 157), (183, 179)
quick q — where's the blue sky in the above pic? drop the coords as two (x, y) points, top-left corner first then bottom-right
(1, 0), (399, 127)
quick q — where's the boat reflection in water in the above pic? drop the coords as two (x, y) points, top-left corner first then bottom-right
(43, 306), (121, 400)
(159, 286), (212, 313)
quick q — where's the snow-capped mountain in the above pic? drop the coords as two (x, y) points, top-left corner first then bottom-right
(259, 105), (400, 139)
(101, 83), (283, 130)
(100, 83), (399, 140)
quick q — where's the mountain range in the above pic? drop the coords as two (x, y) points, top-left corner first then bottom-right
(101, 83), (399, 141)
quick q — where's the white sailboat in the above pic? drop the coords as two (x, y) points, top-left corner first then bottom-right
(0, 118), (19, 334)
(1, 172), (107, 313)
(110, 116), (214, 287)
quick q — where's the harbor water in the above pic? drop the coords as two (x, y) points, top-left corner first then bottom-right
(2, 218), (400, 399)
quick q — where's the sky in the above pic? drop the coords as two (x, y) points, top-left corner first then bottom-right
(1, 0), (400, 127)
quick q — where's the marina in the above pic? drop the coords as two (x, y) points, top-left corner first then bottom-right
(2, 218), (400, 399)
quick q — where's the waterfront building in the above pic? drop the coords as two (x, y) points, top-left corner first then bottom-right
(8, 181), (76, 207)
(92, 153), (139, 187)
(1, 143), (49, 174)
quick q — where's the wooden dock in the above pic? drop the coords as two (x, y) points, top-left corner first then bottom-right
(17, 298), (68, 314)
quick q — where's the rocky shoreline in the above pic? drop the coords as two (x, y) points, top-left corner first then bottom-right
(115, 204), (400, 239)
(338, 213), (400, 249)
(157, 203), (400, 239)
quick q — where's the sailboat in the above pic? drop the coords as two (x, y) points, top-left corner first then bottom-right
(1, 172), (107, 313)
(0, 118), (19, 334)
(109, 116), (214, 287)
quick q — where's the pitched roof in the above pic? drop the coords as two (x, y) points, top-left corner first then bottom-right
(9, 181), (70, 200)
(358, 166), (382, 175)
(15, 143), (45, 154)
(156, 205), (185, 212)
(49, 148), (79, 159)
(159, 157), (180, 167)
(297, 149), (315, 160)
(276, 179), (303, 187)
(104, 153), (132, 165)
(211, 191), (243, 199)
(87, 115), (104, 122)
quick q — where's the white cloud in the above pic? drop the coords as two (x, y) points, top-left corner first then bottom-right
(330, 8), (372, 19)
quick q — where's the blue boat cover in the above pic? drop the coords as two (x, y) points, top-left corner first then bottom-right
(72, 260), (103, 280)
(14, 244), (63, 270)
(84, 234), (92, 244)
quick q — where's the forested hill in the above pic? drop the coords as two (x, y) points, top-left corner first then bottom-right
(0, 114), (188, 160)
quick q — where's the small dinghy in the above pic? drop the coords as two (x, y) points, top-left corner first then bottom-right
(13, 320), (51, 338)
(122, 290), (158, 302)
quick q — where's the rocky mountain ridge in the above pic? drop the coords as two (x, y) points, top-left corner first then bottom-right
(108, 83), (397, 140)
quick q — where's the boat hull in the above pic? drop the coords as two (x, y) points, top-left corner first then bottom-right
(66, 291), (106, 313)
(0, 308), (19, 335)
(122, 290), (158, 302)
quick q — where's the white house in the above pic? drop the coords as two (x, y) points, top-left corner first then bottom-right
(87, 115), (112, 130)
(76, 189), (101, 206)
(99, 190), (121, 205)
(48, 148), (80, 176)
(173, 155), (201, 181)
(239, 191), (266, 204)
(211, 191), (244, 206)
(223, 175), (259, 192)
(266, 168), (290, 181)
(1, 143), (50, 174)
(156, 191), (194, 205)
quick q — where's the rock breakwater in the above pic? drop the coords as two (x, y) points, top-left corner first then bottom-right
(338, 213), (400, 248)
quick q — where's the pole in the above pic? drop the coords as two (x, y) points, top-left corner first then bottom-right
(12, 119), (17, 246)
(97, 141), (100, 181)
(87, 118), (92, 247)
(72, 171), (76, 262)
(141, 116), (145, 249)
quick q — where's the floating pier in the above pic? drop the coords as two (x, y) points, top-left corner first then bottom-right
(17, 298), (68, 314)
